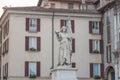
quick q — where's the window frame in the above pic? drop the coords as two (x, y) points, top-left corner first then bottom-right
(93, 63), (100, 76)
(29, 37), (37, 51)
(29, 18), (37, 32)
(68, 3), (74, 9)
(92, 40), (100, 53)
(92, 21), (99, 34)
(29, 62), (37, 76)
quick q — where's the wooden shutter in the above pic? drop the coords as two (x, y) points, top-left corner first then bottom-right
(6, 39), (9, 52)
(100, 40), (103, 54)
(25, 37), (29, 51)
(72, 38), (75, 53)
(6, 63), (8, 76)
(6, 40), (8, 53)
(61, 20), (64, 28)
(37, 19), (40, 32)
(101, 63), (104, 78)
(37, 62), (40, 77)
(5, 64), (6, 76)
(3, 26), (5, 39)
(99, 21), (103, 35)
(3, 65), (4, 76)
(90, 63), (93, 77)
(26, 18), (29, 31)
(25, 62), (29, 76)
(37, 37), (41, 51)
(7, 20), (9, 35)
(89, 40), (92, 53)
(71, 20), (75, 33)
(72, 62), (76, 68)
(89, 21), (92, 34)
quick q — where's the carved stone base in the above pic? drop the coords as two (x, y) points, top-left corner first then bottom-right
(51, 66), (78, 80)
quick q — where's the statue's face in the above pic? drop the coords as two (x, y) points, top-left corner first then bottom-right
(62, 27), (67, 32)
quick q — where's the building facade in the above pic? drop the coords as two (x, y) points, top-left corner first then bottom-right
(0, 0), (104, 80)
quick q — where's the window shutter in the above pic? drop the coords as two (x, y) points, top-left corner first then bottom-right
(5, 64), (6, 76)
(71, 20), (75, 33)
(25, 62), (29, 76)
(99, 21), (103, 35)
(37, 62), (40, 77)
(100, 40), (103, 54)
(7, 20), (9, 35)
(90, 63), (93, 77)
(89, 21), (92, 33)
(25, 37), (29, 51)
(72, 62), (76, 68)
(26, 18), (29, 31)
(6, 63), (8, 76)
(89, 40), (92, 53)
(37, 19), (40, 32)
(3, 65), (4, 76)
(37, 37), (41, 51)
(61, 20), (64, 28)
(6, 39), (9, 52)
(101, 63), (104, 78)
(72, 38), (75, 53)
(7, 39), (9, 51)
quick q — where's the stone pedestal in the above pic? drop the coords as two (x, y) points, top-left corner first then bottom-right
(51, 66), (78, 80)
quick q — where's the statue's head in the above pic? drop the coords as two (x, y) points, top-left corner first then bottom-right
(62, 26), (67, 32)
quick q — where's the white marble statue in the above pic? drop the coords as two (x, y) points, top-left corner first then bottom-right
(55, 17), (72, 66)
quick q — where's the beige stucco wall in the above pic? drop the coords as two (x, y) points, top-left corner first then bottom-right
(0, 10), (102, 80)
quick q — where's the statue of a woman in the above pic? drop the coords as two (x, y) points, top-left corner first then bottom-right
(55, 25), (72, 66)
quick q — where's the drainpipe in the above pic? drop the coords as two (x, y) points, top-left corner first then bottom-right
(51, 11), (55, 69)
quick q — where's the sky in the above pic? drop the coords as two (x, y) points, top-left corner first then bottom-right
(0, 0), (38, 16)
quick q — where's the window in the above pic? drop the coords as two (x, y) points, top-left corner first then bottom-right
(29, 62), (36, 76)
(93, 64), (100, 76)
(92, 40), (100, 53)
(68, 3), (74, 9)
(63, 20), (67, 27)
(3, 39), (9, 55)
(26, 18), (40, 32)
(92, 22), (99, 34)
(25, 62), (40, 77)
(3, 20), (9, 39)
(90, 63), (104, 78)
(89, 21), (102, 34)
(29, 37), (37, 51)
(29, 19), (37, 31)
(25, 37), (40, 51)
(50, 3), (55, 8)
(3, 63), (8, 77)
(89, 40), (103, 54)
